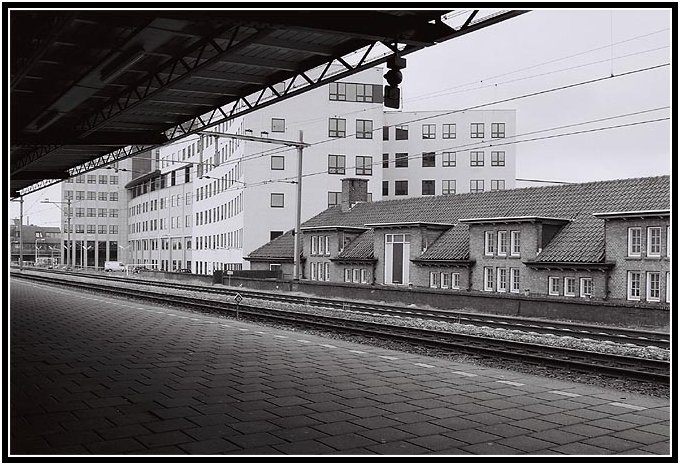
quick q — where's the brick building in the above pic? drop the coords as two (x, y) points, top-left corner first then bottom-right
(247, 175), (671, 306)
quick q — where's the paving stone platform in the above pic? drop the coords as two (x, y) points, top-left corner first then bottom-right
(9, 277), (671, 456)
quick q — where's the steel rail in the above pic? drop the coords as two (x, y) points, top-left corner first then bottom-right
(12, 272), (670, 384)
(18, 268), (670, 349)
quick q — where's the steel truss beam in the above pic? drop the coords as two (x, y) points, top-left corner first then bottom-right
(14, 10), (528, 197)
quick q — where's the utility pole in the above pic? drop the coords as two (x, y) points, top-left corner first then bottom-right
(19, 197), (24, 271)
(293, 130), (303, 281)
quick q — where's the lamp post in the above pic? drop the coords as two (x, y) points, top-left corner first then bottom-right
(41, 198), (72, 268)
(35, 238), (45, 266)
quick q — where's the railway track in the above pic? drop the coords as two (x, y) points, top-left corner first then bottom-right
(12, 271), (670, 384)
(17, 268), (670, 350)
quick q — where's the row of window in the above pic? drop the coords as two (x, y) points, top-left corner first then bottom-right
(429, 272), (462, 289)
(329, 118), (374, 138)
(627, 271), (670, 302)
(62, 224), (119, 234)
(194, 261), (242, 275)
(130, 215), (191, 234)
(310, 235), (330, 256)
(344, 268), (371, 284)
(383, 122), (506, 141)
(130, 193), (191, 217)
(310, 262), (331, 281)
(66, 175), (119, 185)
(327, 155), (373, 175)
(627, 226), (670, 258)
(383, 151), (506, 169)
(384, 179), (505, 196)
(329, 82), (382, 103)
(485, 230), (521, 257)
(130, 238), (191, 251)
(196, 161), (243, 202)
(484, 267), (522, 293)
(196, 193), (243, 226)
(548, 276), (593, 298)
(69, 208), (119, 217)
(195, 230), (242, 250)
(64, 191), (120, 201)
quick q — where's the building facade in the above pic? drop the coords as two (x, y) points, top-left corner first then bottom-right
(10, 219), (62, 266)
(248, 176), (671, 306)
(382, 109), (516, 198)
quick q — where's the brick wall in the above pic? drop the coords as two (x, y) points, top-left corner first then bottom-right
(605, 218), (670, 303)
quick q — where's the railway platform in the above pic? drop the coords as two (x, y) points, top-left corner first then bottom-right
(9, 277), (671, 456)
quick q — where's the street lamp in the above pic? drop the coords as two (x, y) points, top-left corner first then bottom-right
(35, 238), (45, 266)
(41, 198), (72, 268)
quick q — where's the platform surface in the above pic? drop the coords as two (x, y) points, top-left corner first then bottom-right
(9, 278), (671, 456)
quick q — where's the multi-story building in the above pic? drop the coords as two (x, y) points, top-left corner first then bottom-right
(382, 110), (516, 198)
(82, 67), (518, 274)
(60, 158), (136, 269)
(247, 175), (670, 306)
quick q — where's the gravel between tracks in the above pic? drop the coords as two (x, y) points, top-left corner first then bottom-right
(17, 272), (671, 398)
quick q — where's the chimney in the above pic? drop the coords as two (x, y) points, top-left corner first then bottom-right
(341, 178), (368, 212)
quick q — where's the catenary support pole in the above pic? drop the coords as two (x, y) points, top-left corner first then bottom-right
(293, 130), (304, 281)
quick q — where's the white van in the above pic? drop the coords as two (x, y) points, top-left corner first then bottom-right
(104, 261), (126, 272)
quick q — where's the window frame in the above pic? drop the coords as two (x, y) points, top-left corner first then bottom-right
(646, 272), (660, 301)
(271, 155), (285, 170)
(549, 276), (560, 295)
(564, 277), (577, 297)
(647, 227), (661, 257)
(394, 180), (408, 196)
(328, 154), (346, 175)
(484, 267), (494, 291)
(356, 119), (373, 139)
(422, 152), (436, 167)
(421, 180), (435, 196)
(628, 227), (642, 257)
(271, 118), (285, 133)
(442, 179), (456, 195)
(497, 268), (508, 293)
(491, 180), (506, 191)
(627, 271), (641, 301)
(355, 156), (373, 176)
(328, 118), (346, 138)
(497, 231), (508, 256)
(270, 193), (285, 208)
(510, 231), (520, 256)
(510, 268), (520, 293)
(491, 122), (506, 138)
(470, 151), (484, 167)
(422, 124), (436, 139)
(451, 272), (461, 290)
(395, 152), (409, 168)
(442, 123), (456, 139)
(491, 151), (506, 166)
(579, 277), (593, 298)
(484, 231), (495, 256)
(470, 122), (484, 138)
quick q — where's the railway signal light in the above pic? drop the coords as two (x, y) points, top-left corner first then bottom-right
(384, 55), (406, 109)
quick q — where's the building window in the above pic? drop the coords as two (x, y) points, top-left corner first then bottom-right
(323, 236), (330, 255)
(382, 181), (389, 196)
(395, 125), (408, 140)
(422, 152), (436, 167)
(470, 151), (484, 166)
(510, 231), (520, 256)
(471, 123), (484, 138)
(442, 123), (456, 139)
(383, 126), (389, 141)
(491, 123), (506, 138)
(442, 152), (456, 167)
(270, 231), (283, 241)
(328, 192), (341, 208)
(422, 180), (435, 196)
(395, 181), (408, 196)
(87, 225), (96, 234)
(352, 268), (360, 283)
(311, 262), (317, 280)
(110, 175), (118, 184)
(87, 208), (96, 217)
(329, 118), (346, 137)
(76, 191), (85, 200)
(270, 193), (284, 208)
(356, 119), (373, 139)
(667, 226), (671, 257)
(484, 267), (494, 291)
(328, 154), (346, 174)
(470, 180), (484, 193)
(442, 180), (456, 195)
(272, 118), (285, 133)
(491, 151), (505, 166)
(87, 175), (97, 184)
(109, 225), (118, 234)
(311, 236), (318, 255)
(647, 272), (660, 301)
(564, 277), (577, 297)
(497, 268), (508, 292)
(648, 227), (661, 257)
(356, 156), (373, 175)
(76, 224), (84, 233)
(271, 156), (285, 170)
(491, 180), (506, 191)
(498, 231), (508, 255)
(510, 268), (520, 293)
(579, 277), (593, 298)
(429, 271), (438, 288)
(98, 208), (107, 217)
(88, 191), (97, 200)
(666, 272), (671, 303)
(627, 271), (641, 300)
(485, 231), (495, 256)
(628, 227), (642, 256)
(344, 269), (352, 282)
(329, 82), (347, 101)
(549, 277), (560, 295)
(452, 272), (461, 290)
(395, 152), (409, 168)
(382, 153), (389, 168)
(110, 209), (118, 217)
(440, 272), (450, 289)
(361, 269), (369, 284)
(422, 124), (436, 139)
(98, 192), (108, 201)
(98, 225), (107, 234)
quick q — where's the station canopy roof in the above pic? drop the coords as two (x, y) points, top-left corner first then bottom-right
(10, 9), (527, 197)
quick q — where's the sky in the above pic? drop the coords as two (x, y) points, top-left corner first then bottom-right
(9, 7), (673, 228)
